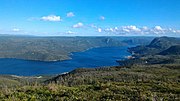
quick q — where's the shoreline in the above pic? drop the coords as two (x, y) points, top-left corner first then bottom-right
(0, 46), (130, 76)
(0, 46), (128, 62)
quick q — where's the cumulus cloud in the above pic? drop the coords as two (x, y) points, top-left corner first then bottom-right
(103, 26), (141, 35)
(97, 28), (102, 33)
(99, 16), (105, 20)
(41, 15), (61, 22)
(154, 26), (163, 31)
(12, 28), (20, 32)
(105, 28), (114, 32)
(122, 25), (141, 32)
(66, 31), (76, 34)
(99, 25), (180, 36)
(67, 12), (75, 17)
(73, 22), (84, 28)
(142, 26), (148, 30)
(114, 27), (118, 30)
(89, 24), (102, 32)
(153, 26), (165, 34)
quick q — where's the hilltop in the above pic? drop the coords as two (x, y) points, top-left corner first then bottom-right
(128, 36), (180, 56)
(123, 36), (180, 65)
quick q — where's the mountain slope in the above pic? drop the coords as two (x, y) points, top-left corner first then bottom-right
(0, 36), (125, 61)
(148, 36), (180, 49)
(129, 36), (180, 56)
(159, 45), (180, 55)
(0, 36), (153, 61)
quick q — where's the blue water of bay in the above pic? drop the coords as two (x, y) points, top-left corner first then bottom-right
(0, 46), (131, 76)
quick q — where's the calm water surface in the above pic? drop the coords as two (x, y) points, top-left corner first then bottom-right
(0, 46), (130, 76)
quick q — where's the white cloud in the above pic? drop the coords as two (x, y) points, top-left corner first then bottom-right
(41, 15), (61, 22)
(90, 24), (102, 33)
(122, 28), (130, 32)
(100, 25), (180, 36)
(100, 16), (105, 20)
(154, 26), (163, 31)
(105, 28), (114, 32)
(140, 26), (150, 34)
(122, 25), (141, 32)
(97, 28), (102, 33)
(142, 26), (148, 30)
(73, 22), (84, 28)
(66, 31), (75, 34)
(12, 28), (20, 32)
(114, 27), (118, 30)
(153, 26), (164, 34)
(67, 12), (75, 17)
(109, 28), (114, 32)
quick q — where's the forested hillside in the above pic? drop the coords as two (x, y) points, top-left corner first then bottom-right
(0, 36), (153, 61)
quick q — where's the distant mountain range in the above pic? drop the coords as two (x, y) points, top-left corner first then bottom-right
(0, 36), (153, 61)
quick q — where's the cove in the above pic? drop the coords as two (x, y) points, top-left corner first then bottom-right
(0, 46), (131, 76)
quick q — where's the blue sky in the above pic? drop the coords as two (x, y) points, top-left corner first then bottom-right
(0, 0), (179, 36)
